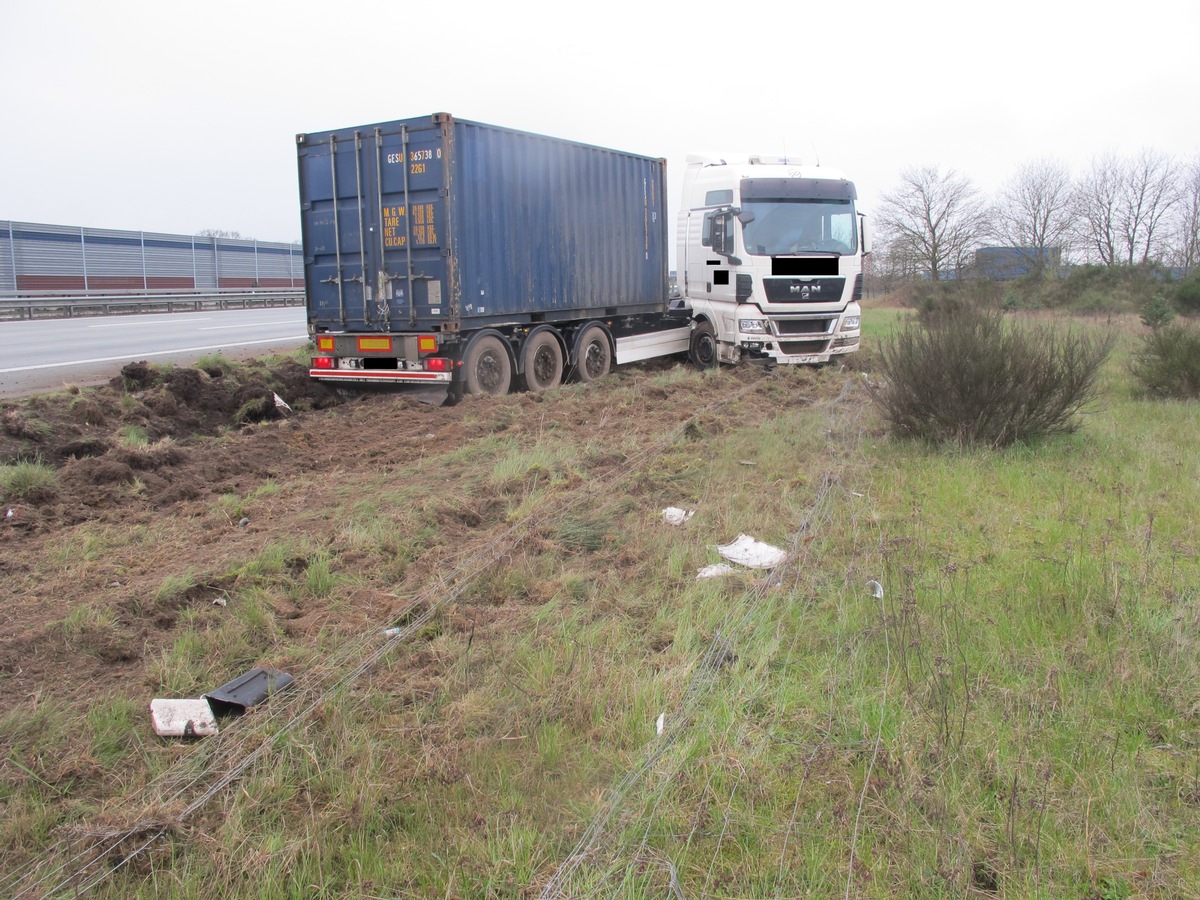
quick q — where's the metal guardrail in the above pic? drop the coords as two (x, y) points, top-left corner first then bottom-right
(0, 289), (305, 321)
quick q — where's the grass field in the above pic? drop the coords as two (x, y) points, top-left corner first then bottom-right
(2, 311), (1199, 897)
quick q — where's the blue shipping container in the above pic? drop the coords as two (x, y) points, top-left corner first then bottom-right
(297, 113), (668, 333)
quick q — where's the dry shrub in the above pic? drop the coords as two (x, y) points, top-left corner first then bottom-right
(868, 308), (1113, 448)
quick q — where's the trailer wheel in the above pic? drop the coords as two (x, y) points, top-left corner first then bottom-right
(575, 324), (612, 383)
(463, 334), (513, 395)
(689, 321), (719, 369)
(521, 331), (564, 392)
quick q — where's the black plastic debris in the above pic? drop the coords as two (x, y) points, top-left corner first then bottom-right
(204, 667), (293, 717)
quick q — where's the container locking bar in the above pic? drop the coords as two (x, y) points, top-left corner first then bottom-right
(327, 135), (346, 327)
(400, 125), (416, 326)
(374, 128), (392, 330)
(354, 131), (371, 327)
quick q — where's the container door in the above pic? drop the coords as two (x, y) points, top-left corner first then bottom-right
(375, 123), (451, 331)
(299, 118), (451, 333)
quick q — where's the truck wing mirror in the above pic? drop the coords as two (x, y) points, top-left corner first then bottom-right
(860, 214), (872, 255)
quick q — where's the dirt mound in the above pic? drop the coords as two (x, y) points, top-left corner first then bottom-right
(1, 356), (342, 521)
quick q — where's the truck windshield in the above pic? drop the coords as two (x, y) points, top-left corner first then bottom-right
(741, 199), (857, 256)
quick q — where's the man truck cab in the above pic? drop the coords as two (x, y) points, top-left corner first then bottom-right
(679, 154), (870, 367)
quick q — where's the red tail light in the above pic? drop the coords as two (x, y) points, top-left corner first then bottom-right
(424, 357), (450, 372)
(312, 357), (335, 370)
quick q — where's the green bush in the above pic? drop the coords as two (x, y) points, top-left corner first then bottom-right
(1130, 322), (1200, 399)
(868, 307), (1114, 448)
(1140, 295), (1176, 329)
(907, 280), (1001, 326)
(1175, 270), (1200, 313)
(1041, 264), (1165, 312)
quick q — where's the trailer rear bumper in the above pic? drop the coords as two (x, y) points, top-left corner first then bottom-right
(309, 369), (453, 384)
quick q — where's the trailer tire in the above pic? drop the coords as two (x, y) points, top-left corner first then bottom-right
(689, 321), (718, 369)
(463, 334), (513, 396)
(574, 324), (612, 383)
(521, 330), (564, 392)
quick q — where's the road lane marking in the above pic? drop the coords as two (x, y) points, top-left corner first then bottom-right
(0, 336), (309, 373)
(87, 318), (214, 327)
(198, 323), (283, 330)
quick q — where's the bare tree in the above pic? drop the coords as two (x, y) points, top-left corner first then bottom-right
(1072, 154), (1122, 266)
(878, 165), (989, 280)
(864, 231), (921, 293)
(1169, 154), (1200, 271)
(1074, 151), (1180, 266)
(993, 158), (1074, 274)
(1118, 149), (1179, 265)
(196, 228), (247, 240)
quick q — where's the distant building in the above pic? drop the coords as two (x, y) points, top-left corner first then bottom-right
(974, 246), (1062, 280)
(1, 220), (302, 294)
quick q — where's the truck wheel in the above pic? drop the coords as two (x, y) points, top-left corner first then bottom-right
(521, 331), (564, 392)
(575, 324), (611, 383)
(463, 334), (512, 395)
(689, 321), (718, 369)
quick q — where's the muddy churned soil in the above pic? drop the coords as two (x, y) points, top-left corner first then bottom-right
(2, 354), (807, 714)
(0, 356), (361, 703)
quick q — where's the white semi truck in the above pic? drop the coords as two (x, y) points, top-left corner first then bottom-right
(300, 115), (869, 400)
(677, 154), (868, 369)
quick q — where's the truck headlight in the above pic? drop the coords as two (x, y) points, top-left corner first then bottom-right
(739, 319), (768, 334)
(840, 315), (860, 331)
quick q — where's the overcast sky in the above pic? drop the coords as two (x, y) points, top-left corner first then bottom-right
(3, 0), (1197, 247)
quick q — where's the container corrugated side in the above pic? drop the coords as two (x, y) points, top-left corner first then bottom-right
(448, 118), (667, 325)
(299, 114), (667, 334)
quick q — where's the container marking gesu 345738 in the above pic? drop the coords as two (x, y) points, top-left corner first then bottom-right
(298, 112), (869, 401)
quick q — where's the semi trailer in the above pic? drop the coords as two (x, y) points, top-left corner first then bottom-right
(298, 113), (868, 401)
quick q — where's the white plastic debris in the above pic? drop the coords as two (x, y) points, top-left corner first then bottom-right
(656, 712), (665, 735)
(661, 507), (695, 526)
(212, 596), (228, 608)
(4, 508), (14, 519)
(383, 626), (403, 637)
(238, 517), (250, 528)
(149, 698), (219, 737)
(867, 580), (884, 599)
(716, 534), (787, 569)
(272, 392), (292, 412)
(697, 562), (738, 580)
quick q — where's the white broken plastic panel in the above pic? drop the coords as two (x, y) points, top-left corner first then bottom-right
(696, 562), (737, 580)
(661, 507), (695, 526)
(715, 534), (787, 569)
(150, 698), (219, 737)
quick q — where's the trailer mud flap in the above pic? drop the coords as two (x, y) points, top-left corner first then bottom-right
(405, 384), (451, 406)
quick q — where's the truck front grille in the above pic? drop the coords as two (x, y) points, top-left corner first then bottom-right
(773, 318), (836, 336)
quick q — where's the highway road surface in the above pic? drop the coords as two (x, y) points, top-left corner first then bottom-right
(0, 307), (308, 398)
